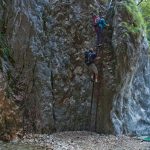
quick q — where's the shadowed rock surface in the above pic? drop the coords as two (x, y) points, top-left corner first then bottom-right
(0, 72), (21, 141)
(111, 0), (150, 135)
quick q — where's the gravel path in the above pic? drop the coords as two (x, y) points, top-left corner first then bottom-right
(20, 131), (150, 150)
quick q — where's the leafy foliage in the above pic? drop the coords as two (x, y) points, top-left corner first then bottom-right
(140, 0), (150, 44)
(120, 0), (145, 38)
(0, 33), (10, 58)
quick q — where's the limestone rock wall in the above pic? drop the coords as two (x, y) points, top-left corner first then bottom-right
(0, 72), (21, 141)
(111, 0), (150, 135)
(0, 0), (150, 136)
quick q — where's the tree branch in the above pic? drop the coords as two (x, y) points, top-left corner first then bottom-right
(137, 0), (144, 6)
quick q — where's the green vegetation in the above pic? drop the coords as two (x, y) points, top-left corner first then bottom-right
(0, 31), (13, 71)
(0, 33), (10, 58)
(140, 0), (150, 44)
(121, 0), (145, 38)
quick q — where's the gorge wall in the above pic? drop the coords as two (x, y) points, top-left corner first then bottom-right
(111, 0), (150, 135)
(0, 0), (150, 137)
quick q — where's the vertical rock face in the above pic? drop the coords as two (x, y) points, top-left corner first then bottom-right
(111, 0), (150, 135)
(0, 0), (150, 136)
(0, 73), (21, 141)
(0, 0), (100, 133)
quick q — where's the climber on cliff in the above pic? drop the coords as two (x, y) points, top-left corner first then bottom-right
(84, 47), (100, 83)
(92, 13), (109, 47)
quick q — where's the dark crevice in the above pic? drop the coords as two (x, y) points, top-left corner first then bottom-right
(22, 57), (37, 133)
(89, 80), (95, 131)
(91, 4), (116, 133)
(50, 69), (56, 131)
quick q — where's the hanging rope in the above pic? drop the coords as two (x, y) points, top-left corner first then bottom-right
(89, 46), (102, 132)
(90, 74), (95, 131)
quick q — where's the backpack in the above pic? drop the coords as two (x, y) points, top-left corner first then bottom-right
(84, 50), (96, 65)
(92, 15), (100, 27)
(98, 18), (107, 30)
(95, 16), (100, 24)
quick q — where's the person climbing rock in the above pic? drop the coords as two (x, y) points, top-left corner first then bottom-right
(92, 14), (101, 46)
(92, 13), (109, 47)
(84, 47), (100, 82)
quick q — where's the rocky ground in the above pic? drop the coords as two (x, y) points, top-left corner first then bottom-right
(1, 131), (150, 150)
(1, 131), (148, 150)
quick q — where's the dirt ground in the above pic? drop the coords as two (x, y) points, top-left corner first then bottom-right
(21, 131), (150, 150)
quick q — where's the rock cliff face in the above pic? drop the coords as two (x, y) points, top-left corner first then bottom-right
(111, 0), (150, 135)
(0, 72), (21, 141)
(0, 0), (150, 136)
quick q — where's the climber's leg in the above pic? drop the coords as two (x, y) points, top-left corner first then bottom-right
(89, 63), (98, 82)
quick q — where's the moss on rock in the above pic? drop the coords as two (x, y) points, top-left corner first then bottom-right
(117, 0), (145, 38)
